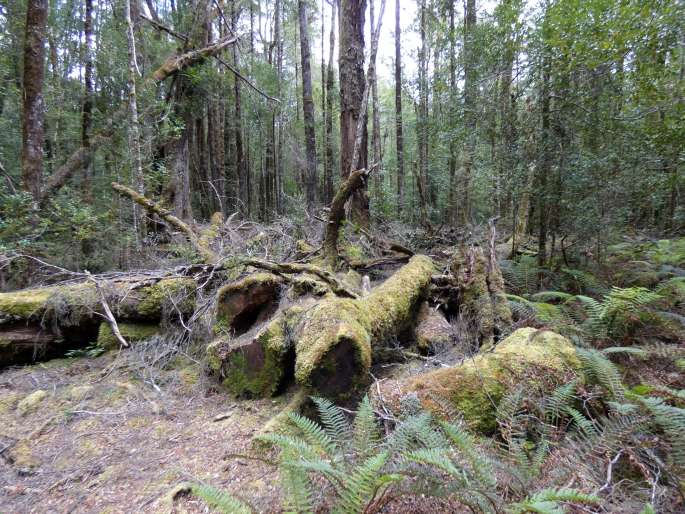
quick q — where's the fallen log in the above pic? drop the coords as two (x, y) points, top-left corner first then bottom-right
(370, 327), (581, 434)
(0, 277), (196, 366)
(206, 256), (435, 399)
(414, 301), (452, 353)
(294, 255), (435, 399)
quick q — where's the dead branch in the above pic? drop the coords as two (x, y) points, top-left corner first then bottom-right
(152, 36), (237, 82)
(111, 182), (217, 263)
(85, 272), (129, 348)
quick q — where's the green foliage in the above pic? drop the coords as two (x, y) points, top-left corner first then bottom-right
(507, 488), (599, 514)
(189, 483), (252, 514)
(64, 343), (106, 359)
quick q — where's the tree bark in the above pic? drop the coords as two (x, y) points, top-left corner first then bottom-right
(461, 0), (477, 224)
(124, 0), (146, 243)
(447, 0), (458, 224)
(21, 0), (48, 204)
(394, 0), (404, 217)
(324, 1), (337, 205)
(298, 0), (318, 208)
(81, 0), (94, 204)
(339, 0), (369, 227)
(370, 0), (382, 206)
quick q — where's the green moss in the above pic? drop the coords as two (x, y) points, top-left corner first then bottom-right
(631, 383), (654, 396)
(378, 328), (581, 434)
(221, 316), (292, 397)
(215, 273), (282, 328)
(295, 256), (435, 397)
(96, 322), (160, 350)
(17, 389), (48, 415)
(136, 278), (196, 319)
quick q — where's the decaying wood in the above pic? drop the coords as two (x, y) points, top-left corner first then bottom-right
(208, 255), (434, 400)
(371, 327), (581, 433)
(111, 182), (218, 263)
(152, 36), (237, 82)
(323, 168), (371, 268)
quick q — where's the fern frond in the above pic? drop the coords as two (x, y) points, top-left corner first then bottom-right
(530, 291), (574, 303)
(403, 447), (464, 479)
(311, 396), (350, 447)
(334, 451), (390, 514)
(639, 396), (685, 468)
(601, 346), (648, 358)
(352, 395), (381, 459)
(190, 483), (252, 514)
(287, 412), (337, 456)
(576, 348), (625, 399)
(281, 463), (316, 514)
(255, 433), (320, 461)
(544, 379), (578, 423)
(439, 420), (497, 490)
(508, 487), (599, 514)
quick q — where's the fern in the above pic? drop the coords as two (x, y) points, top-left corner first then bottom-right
(543, 380), (578, 423)
(312, 396), (350, 446)
(287, 412), (337, 456)
(190, 483), (252, 514)
(507, 487), (599, 514)
(639, 396), (685, 469)
(576, 348), (625, 399)
(334, 451), (393, 514)
(352, 395), (381, 459)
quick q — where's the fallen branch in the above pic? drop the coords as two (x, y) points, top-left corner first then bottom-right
(153, 36), (237, 82)
(86, 272), (129, 348)
(111, 182), (217, 263)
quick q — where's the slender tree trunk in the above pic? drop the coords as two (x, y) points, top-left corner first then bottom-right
(232, 2), (248, 216)
(324, 1), (336, 205)
(339, 0), (369, 227)
(81, 0), (94, 203)
(448, 0), (458, 224)
(370, 0), (382, 207)
(124, 0), (146, 241)
(394, 0), (404, 217)
(275, 0), (284, 213)
(461, 0), (477, 224)
(418, 0), (429, 221)
(537, 56), (551, 272)
(298, 0), (318, 207)
(21, 0), (48, 205)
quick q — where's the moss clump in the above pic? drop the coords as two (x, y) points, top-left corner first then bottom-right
(17, 389), (48, 415)
(374, 328), (580, 434)
(0, 288), (54, 323)
(134, 278), (196, 320)
(217, 314), (294, 397)
(96, 322), (160, 350)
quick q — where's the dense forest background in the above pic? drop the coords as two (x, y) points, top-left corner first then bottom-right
(0, 0), (683, 272)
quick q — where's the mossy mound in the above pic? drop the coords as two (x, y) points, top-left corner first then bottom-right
(17, 389), (48, 416)
(96, 322), (160, 350)
(372, 327), (580, 434)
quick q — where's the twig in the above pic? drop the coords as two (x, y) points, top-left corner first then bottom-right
(85, 271), (129, 348)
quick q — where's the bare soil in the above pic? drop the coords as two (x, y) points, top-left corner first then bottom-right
(0, 351), (283, 513)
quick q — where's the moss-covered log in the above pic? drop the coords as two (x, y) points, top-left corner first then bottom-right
(215, 273), (285, 337)
(371, 328), (580, 433)
(415, 302), (452, 353)
(294, 255), (435, 398)
(448, 245), (512, 349)
(0, 277), (196, 366)
(207, 306), (311, 397)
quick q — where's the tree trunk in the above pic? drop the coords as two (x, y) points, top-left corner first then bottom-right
(461, 0), (477, 224)
(124, 0), (146, 242)
(448, 0), (458, 224)
(339, 0), (369, 227)
(81, 0), (94, 204)
(21, 0), (48, 205)
(394, 0), (404, 217)
(298, 0), (318, 208)
(324, 1), (336, 205)
(370, 0), (382, 206)
(418, 0), (429, 221)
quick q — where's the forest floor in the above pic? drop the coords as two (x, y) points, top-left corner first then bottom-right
(0, 351), (465, 514)
(0, 351), (284, 513)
